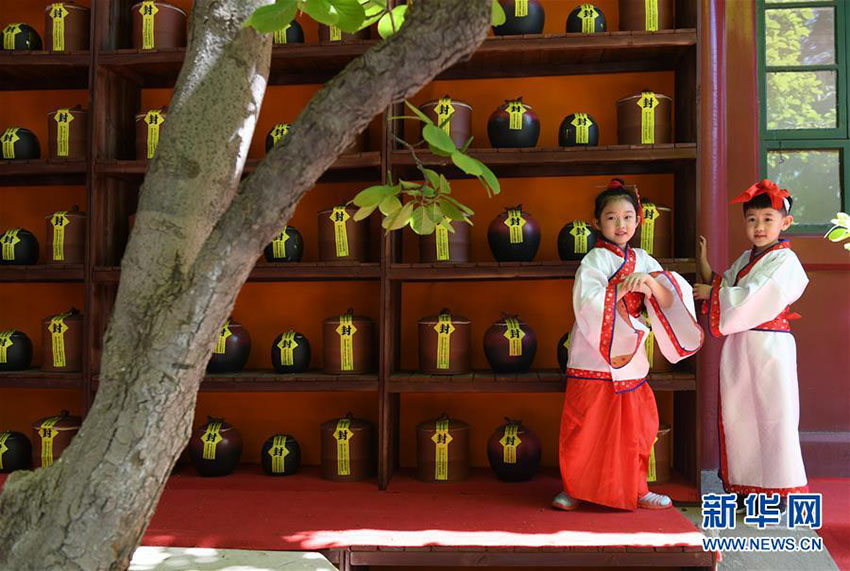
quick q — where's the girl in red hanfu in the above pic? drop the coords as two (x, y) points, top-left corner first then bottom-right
(693, 180), (809, 512)
(553, 179), (704, 511)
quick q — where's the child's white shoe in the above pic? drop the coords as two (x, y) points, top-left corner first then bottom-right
(638, 491), (672, 510)
(552, 491), (581, 511)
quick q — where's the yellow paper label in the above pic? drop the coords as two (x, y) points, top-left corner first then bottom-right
(571, 113), (591, 144)
(202, 421), (224, 460)
(50, 4), (69, 51)
(0, 431), (10, 470)
(432, 419), (453, 481)
(646, 328), (655, 368)
(214, 320), (231, 355)
(51, 211), (69, 261)
(647, 436), (659, 482)
(515, 0), (528, 17)
(331, 207), (350, 258)
(49, 314), (70, 368)
(3, 24), (22, 50)
(336, 314), (357, 371)
(144, 110), (164, 159)
(54, 109), (74, 158)
(274, 23), (292, 44)
(436, 97), (455, 137)
(578, 4), (599, 33)
(435, 219), (451, 261)
(563, 332), (571, 351)
(333, 419), (353, 475)
(2, 128), (20, 159)
(570, 221), (591, 253)
(504, 209), (526, 244)
(504, 317), (525, 357)
(500, 424), (521, 464)
(39, 417), (60, 468)
(641, 203), (659, 253)
(434, 314), (455, 370)
(638, 91), (659, 144)
(0, 330), (14, 364)
(270, 123), (289, 148)
(140, 1), (159, 50)
(507, 102), (526, 130)
(277, 330), (298, 367)
(1, 229), (21, 261)
(272, 226), (290, 259)
(645, 0), (659, 31)
(269, 435), (290, 473)
(329, 25), (342, 41)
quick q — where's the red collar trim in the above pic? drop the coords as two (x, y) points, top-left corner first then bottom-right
(736, 240), (790, 285)
(595, 239), (630, 258)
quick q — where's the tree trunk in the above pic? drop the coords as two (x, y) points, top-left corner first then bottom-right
(0, 1), (492, 569)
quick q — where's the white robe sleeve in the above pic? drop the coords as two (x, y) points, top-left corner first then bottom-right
(642, 254), (705, 363)
(573, 260), (644, 369)
(709, 251), (808, 337)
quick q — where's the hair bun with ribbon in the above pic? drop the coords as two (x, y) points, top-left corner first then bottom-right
(730, 179), (792, 212)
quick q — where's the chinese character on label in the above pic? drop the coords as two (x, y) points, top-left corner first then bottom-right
(701, 493), (737, 530)
(787, 493), (822, 530)
(744, 493), (783, 529)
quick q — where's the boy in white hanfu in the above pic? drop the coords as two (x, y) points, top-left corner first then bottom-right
(693, 179), (809, 511)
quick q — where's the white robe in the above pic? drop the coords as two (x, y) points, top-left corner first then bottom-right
(709, 241), (809, 494)
(567, 242), (703, 389)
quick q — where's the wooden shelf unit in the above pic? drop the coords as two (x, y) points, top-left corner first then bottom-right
(1, 1), (713, 567)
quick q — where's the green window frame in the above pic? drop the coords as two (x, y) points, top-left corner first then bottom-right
(758, 0), (850, 234)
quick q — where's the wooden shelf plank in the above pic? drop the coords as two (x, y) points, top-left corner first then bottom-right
(0, 370), (82, 389)
(391, 145), (697, 179)
(389, 369), (695, 393)
(389, 259), (695, 281)
(92, 371), (378, 392)
(94, 153), (381, 182)
(0, 52), (90, 90)
(93, 263), (381, 284)
(0, 160), (88, 186)
(96, 31), (695, 87)
(0, 265), (85, 282)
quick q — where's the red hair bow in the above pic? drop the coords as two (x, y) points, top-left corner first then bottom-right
(730, 179), (790, 211)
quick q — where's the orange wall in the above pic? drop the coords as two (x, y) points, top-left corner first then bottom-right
(2, 0), (678, 473)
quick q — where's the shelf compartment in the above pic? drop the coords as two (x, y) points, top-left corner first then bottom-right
(0, 52), (90, 91)
(390, 145), (697, 179)
(93, 262), (381, 284)
(0, 265), (85, 282)
(389, 369), (695, 393)
(388, 260), (696, 281)
(92, 371), (378, 392)
(0, 370), (82, 389)
(95, 30), (696, 88)
(0, 160), (88, 186)
(94, 152), (382, 182)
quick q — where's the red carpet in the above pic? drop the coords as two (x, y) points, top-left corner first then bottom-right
(810, 478), (850, 571)
(2, 467), (704, 551)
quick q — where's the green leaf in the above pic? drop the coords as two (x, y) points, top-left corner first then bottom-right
(491, 0), (506, 26)
(329, 0), (367, 31)
(824, 226), (850, 242)
(244, 1), (298, 33)
(377, 5), (407, 38)
(300, 0), (335, 26)
(477, 161), (501, 196)
(399, 179), (421, 190)
(443, 194), (474, 215)
(423, 124), (457, 155)
(379, 194), (402, 216)
(405, 100), (434, 126)
(451, 151), (483, 177)
(410, 206), (437, 235)
(460, 135), (474, 154)
(425, 203), (443, 224)
(353, 184), (394, 208)
(353, 204), (378, 221)
(439, 174), (451, 195)
(422, 168), (442, 190)
(384, 201), (415, 231)
(437, 199), (466, 221)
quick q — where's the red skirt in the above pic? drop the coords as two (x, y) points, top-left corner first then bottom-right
(558, 378), (658, 510)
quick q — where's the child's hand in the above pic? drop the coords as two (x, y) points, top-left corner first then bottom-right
(622, 273), (652, 293)
(692, 283), (712, 301)
(637, 282), (653, 298)
(698, 235), (709, 262)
